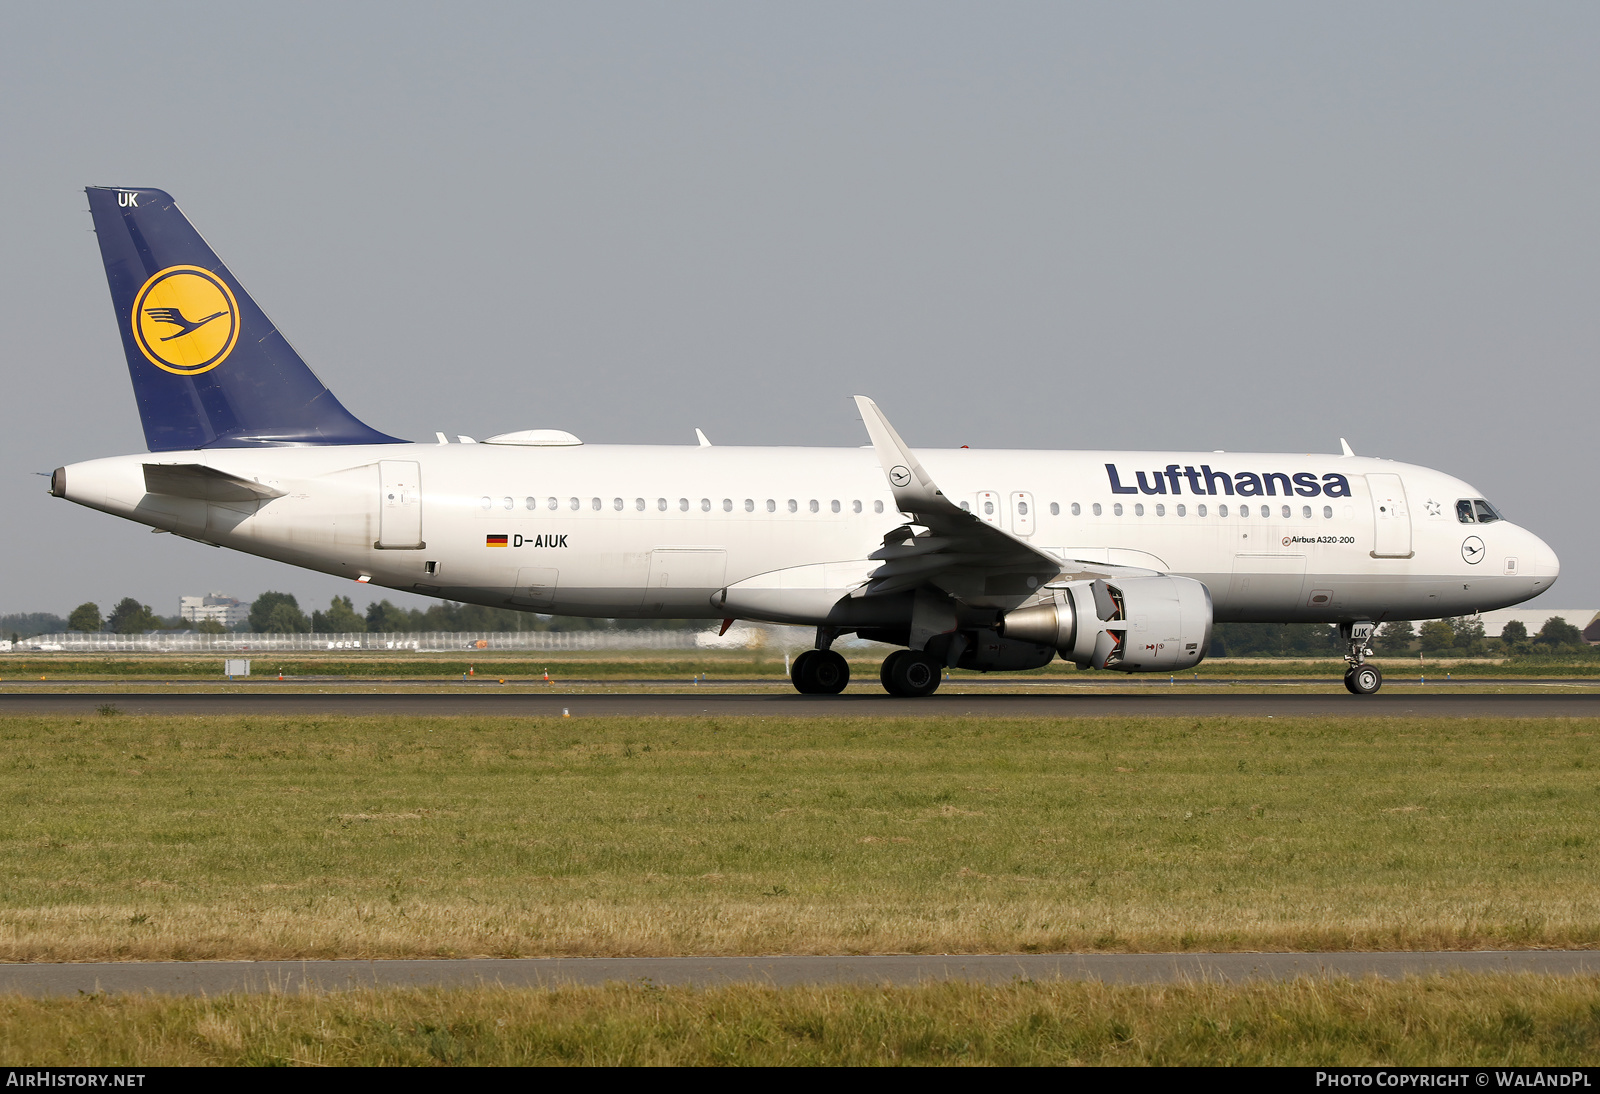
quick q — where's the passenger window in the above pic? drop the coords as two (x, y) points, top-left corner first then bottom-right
(548, 497), (559, 510)
(1070, 503), (1080, 516)
(852, 500), (862, 513)
(570, 497), (581, 511)
(609, 498), (620, 511)
(701, 498), (711, 512)
(679, 498), (689, 512)
(1302, 505), (1311, 519)
(502, 497), (513, 510)
(1323, 505), (1332, 518)
(1456, 500), (1476, 523)
(525, 497), (537, 510)
(744, 499), (754, 512)
(983, 500), (994, 516)
(1092, 503), (1102, 516)
(831, 500), (841, 513)
(1281, 505), (1290, 519)
(1474, 500), (1502, 524)
(1154, 503), (1164, 517)
(787, 499), (798, 513)
(635, 498), (645, 511)
(1176, 504), (1185, 517)
(723, 499), (733, 512)
(874, 501), (884, 514)
(1052, 502), (1062, 516)
(766, 499), (776, 513)
(1017, 501), (1029, 516)
(1113, 503), (1123, 516)
(1218, 504), (1228, 517)
(809, 500), (820, 513)
(960, 501), (970, 512)
(657, 498), (667, 511)
(480, 496), (492, 510)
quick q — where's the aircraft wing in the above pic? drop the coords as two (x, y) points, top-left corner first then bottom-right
(853, 396), (1160, 602)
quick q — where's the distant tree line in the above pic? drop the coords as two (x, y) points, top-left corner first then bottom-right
(1209, 616), (1593, 658)
(3, 593), (700, 639)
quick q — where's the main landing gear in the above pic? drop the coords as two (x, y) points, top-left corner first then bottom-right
(1341, 621), (1381, 695)
(880, 649), (943, 697)
(790, 648), (850, 694)
(787, 628), (945, 697)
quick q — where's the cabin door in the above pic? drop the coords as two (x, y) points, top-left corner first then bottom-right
(1366, 473), (1413, 559)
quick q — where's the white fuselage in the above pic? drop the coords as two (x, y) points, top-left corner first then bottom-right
(57, 441), (1559, 626)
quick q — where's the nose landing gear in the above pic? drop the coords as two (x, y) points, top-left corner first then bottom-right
(1341, 621), (1381, 695)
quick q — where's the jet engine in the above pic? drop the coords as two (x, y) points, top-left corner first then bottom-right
(998, 576), (1212, 672)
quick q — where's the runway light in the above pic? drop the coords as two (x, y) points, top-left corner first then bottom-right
(563, 708), (570, 718)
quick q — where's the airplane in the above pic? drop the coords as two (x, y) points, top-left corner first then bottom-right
(50, 186), (1561, 696)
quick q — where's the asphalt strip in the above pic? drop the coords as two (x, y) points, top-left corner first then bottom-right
(1, 953), (1597, 996)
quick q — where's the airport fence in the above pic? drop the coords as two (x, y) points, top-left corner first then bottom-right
(6, 629), (735, 654)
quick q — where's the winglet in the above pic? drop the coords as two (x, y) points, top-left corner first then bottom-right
(1339, 438), (1355, 458)
(853, 395), (950, 513)
(695, 428), (712, 447)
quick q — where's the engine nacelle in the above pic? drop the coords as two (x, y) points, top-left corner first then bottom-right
(999, 575), (1213, 672)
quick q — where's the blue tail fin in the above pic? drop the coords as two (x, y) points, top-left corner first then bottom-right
(86, 186), (404, 451)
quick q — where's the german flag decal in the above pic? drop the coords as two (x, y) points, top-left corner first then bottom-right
(486, 534), (509, 547)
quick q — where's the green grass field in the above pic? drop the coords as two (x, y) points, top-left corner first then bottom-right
(3, 976), (1597, 1065)
(1, 712), (1597, 961)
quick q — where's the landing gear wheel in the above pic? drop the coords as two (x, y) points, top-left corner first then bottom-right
(799, 649), (849, 694)
(880, 649), (943, 697)
(790, 650), (818, 694)
(791, 649), (850, 694)
(1344, 665), (1382, 695)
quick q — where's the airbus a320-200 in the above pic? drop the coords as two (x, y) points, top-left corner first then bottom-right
(51, 187), (1560, 696)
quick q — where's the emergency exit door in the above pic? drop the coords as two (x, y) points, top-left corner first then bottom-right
(376, 460), (424, 549)
(1366, 473), (1412, 559)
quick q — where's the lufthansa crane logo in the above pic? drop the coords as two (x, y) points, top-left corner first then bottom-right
(889, 465), (912, 488)
(130, 265), (240, 375)
(1462, 536), (1486, 565)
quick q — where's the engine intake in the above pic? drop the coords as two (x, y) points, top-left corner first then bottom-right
(999, 576), (1213, 672)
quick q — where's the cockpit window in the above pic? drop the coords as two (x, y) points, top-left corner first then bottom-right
(1457, 498), (1503, 524)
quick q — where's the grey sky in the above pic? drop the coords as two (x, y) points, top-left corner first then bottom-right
(3, 2), (1596, 618)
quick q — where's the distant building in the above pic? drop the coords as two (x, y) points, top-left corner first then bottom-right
(179, 592), (250, 629)
(1474, 607), (1599, 644)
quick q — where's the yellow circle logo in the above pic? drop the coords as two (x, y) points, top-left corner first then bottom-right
(130, 265), (240, 375)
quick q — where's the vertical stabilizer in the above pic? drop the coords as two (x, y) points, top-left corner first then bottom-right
(86, 186), (404, 451)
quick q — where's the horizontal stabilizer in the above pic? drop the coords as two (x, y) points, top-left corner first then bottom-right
(143, 463), (287, 503)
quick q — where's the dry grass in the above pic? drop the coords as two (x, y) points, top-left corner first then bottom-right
(0, 713), (1597, 960)
(0, 976), (1596, 1065)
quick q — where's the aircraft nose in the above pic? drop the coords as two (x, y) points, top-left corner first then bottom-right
(1522, 528), (1560, 594)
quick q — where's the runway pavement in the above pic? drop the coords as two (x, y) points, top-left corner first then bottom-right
(1, 691), (1598, 717)
(1, 952), (1596, 996)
